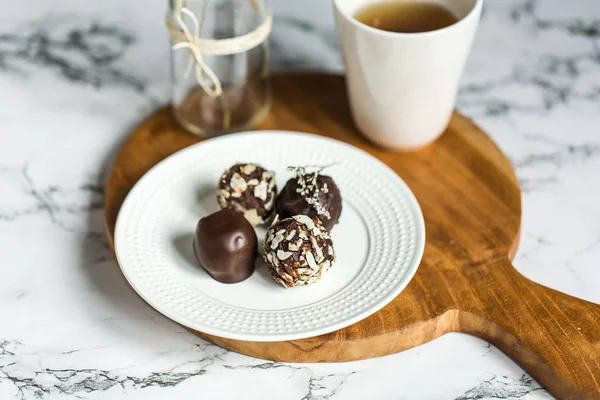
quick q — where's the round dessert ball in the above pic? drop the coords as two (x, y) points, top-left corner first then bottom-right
(263, 215), (336, 288)
(275, 169), (342, 231)
(193, 209), (257, 284)
(217, 163), (277, 226)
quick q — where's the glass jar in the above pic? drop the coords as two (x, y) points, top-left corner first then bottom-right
(168, 0), (271, 136)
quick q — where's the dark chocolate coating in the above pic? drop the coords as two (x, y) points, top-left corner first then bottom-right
(193, 209), (257, 284)
(275, 175), (342, 230)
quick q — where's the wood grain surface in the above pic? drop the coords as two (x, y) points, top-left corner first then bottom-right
(104, 73), (600, 400)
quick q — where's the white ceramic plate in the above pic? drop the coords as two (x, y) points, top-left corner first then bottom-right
(114, 131), (425, 342)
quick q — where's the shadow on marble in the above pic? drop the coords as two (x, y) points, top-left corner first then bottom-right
(76, 118), (191, 343)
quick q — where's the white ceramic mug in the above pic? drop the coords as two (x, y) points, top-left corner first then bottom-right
(333, 0), (483, 150)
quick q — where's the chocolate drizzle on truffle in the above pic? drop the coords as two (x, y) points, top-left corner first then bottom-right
(275, 165), (342, 230)
(217, 163), (277, 226)
(263, 215), (336, 288)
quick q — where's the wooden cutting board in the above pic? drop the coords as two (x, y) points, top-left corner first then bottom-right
(104, 73), (600, 400)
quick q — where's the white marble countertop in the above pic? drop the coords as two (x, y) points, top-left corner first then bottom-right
(1, 0), (599, 398)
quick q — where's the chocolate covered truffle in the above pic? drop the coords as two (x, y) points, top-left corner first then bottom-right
(275, 166), (342, 231)
(193, 209), (257, 284)
(263, 215), (336, 288)
(217, 163), (276, 226)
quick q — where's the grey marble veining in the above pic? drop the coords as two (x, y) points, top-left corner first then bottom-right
(1, 0), (599, 398)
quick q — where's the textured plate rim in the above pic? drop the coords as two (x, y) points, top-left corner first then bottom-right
(114, 130), (425, 342)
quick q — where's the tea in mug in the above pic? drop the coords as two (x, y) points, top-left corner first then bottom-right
(354, 1), (458, 33)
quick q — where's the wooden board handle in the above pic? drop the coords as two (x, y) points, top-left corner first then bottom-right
(460, 257), (600, 399)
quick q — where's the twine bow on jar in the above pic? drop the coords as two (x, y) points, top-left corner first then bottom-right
(166, 0), (273, 98)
